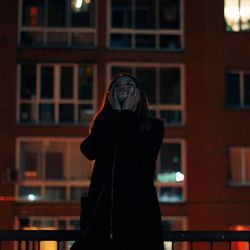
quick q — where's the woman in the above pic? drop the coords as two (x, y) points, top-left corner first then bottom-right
(72, 73), (164, 250)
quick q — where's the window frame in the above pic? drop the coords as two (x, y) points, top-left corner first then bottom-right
(18, 0), (98, 47)
(155, 138), (187, 203)
(228, 146), (250, 186)
(226, 70), (250, 109)
(16, 63), (97, 125)
(107, 62), (186, 127)
(15, 137), (93, 202)
(107, 0), (185, 51)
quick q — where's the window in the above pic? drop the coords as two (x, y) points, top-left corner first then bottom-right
(162, 217), (187, 250)
(155, 140), (186, 203)
(228, 147), (250, 186)
(19, 0), (96, 47)
(224, 0), (250, 31)
(109, 0), (183, 50)
(17, 138), (92, 202)
(229, 225), (250, 250)
(18, 63), (95, 125)
(17, 216), (80, 250)
(109, 63), (185, 126)
(226, 71), (250, 108)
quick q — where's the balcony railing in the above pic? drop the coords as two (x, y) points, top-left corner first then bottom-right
(0, 230), (250, 250)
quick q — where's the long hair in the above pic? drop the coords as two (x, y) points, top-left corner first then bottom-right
(90, 73), (151, 131)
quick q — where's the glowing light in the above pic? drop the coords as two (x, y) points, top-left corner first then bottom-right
(28, 194), (36, 201)
(176, 172), (184, 182)
(75, 0), (83, 9)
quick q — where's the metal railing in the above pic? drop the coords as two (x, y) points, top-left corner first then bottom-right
(0, 230), (250, 250)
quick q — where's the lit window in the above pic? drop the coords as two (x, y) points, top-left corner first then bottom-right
(109, 0), (183, 50)
(110, 64), (185, 126)
(226, 71), (250, 108)
(18, 217), (80, 249)
(156, 141), (186, 203)
(18, 64), (95, 125)
(224, 0), (250, 31)
(229, 147), (250, 185)
(17, 138), (92, 201)
(19, 0), (96, 47)
(229, 225), (250, 250)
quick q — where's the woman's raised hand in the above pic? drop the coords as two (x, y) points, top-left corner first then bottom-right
(122, 87), (140, 112)
(108, 88), (121, 111)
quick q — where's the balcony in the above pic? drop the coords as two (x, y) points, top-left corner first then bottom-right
(0, 230), (250, 250)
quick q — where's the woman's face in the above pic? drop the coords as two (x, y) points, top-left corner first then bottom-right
(111, 76), (137, 103)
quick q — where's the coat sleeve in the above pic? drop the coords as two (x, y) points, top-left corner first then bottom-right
(80, 111), (119, 160)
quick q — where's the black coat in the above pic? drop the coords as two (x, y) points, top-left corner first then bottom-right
(77, 110), (164, 250)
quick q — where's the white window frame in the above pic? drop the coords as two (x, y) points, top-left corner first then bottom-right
(15, 137), (93, 202)
(155, 139), (187, 203)
(107, 62), (186, 127)
(107, 0), (185, 50)
(227, 70), (250, 108)
(228, 146), (250, 186)
(17, 63), (97, 125)
(18, 0), (98, 47)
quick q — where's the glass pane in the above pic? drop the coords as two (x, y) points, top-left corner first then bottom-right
(45, 187), (65, 201)
(70, 187), (89, 201)
(72, 33), (94, 47)
(110, 34), (132, 48)
(111, 0), (132, 28)
(47, 0), (66, 27)
(162, 219), (183, 231)
(78, 104), (93, 125)
(60, 67), (74, 99)
(78, 66), (93, 99)
(71, 0), (95, 27)
(21, 32), (43, 46)
(20, 103), (36, 123)
(19, 186), (41, 201)
(160, 35), (181, 49)
(111, 67), (132, 77)
(240, 0), (250, 31)
(58, 220), (66, 229)
(45, 153), (64, 180)
(229, 148), (242, 183)
(227, 73), (240, 107)
(39, 104), (54, 122)
(22, 0), (45, 27)
(224, 0), (240, 31)
(158, 143), (182, 183)
(59, 104), (74, 123)
(136, 68), (156, 104)
(159, 187), (183, 202)
(47, 32), (68, 46)
(70, 220), (80, 230)
(135, 34), (155, 48)
(69, 142), (93, 180)
(135, 0), (155, 29)
(160, 68), (180, 104)
(159, 0), (180, 29)
(21, 65), (36, 99)
(160, 110), (181, 126)
(21, 142), (42, 180)
(244, 73), (250, 106)
(41, 66), (54, 99)
(245, 149), (250, 181)
(44, 142), (66, 180)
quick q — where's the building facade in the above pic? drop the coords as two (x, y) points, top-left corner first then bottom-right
(0, 0), (250, 249)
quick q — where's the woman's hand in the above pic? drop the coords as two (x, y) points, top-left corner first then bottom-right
(108, 88), (121, 111)
(122, 87), (140, 112)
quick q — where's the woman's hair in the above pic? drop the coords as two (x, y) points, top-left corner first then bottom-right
(90, 73), (151, 131)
